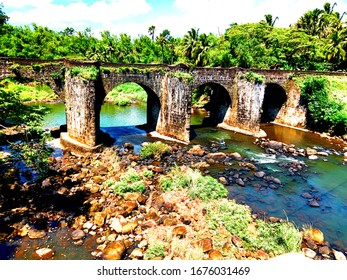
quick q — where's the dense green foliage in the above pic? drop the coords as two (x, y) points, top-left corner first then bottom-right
(158, 166), (228, 201)
(140, 141), (171, 159)
(0, 88), (53, 177)
(1, 2), (347, 70)
(206, 199), (302, 256)
(300, 76), (347, 135)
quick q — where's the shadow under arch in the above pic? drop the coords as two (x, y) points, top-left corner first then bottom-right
(96, 81), (161, 145)
(190, 82), (231, 140)
(261, 83), (287, 123)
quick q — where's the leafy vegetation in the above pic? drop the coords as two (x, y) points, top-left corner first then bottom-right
(205, 199), (302, 256)
(106, 82), (147, 106)
(69, 66), (99, 81)
(140, 141), (171, 159)
(0, 78), (57, 102)
(1, 2), (347, 71)
(158, 166), (228, 201)
(107, 167), (149, 196)
(299, 76), (347, 135)
(0, 88), (53, 177)
(144, 243), (166, 260)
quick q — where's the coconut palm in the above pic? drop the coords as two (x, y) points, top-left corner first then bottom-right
(148, 25), (156, 41)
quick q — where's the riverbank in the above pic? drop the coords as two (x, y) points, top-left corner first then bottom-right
(1, 138), (346, 260)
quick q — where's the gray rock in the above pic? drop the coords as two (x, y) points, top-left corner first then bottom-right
(71, 229), (85, 240)
(308, 199), (320, 207)
(301, 192), (313, 199)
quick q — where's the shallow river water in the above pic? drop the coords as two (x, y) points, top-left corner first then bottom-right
(2, 102), (346, 259)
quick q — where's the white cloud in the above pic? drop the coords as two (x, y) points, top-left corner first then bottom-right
(6, 0), (152, 32)
(4, 0), (347, 38)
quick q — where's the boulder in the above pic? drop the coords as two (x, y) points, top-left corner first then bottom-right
(306, 147), (318, 156)
(230, 152), (242, 160)
(172, 226), (187, 237)
(103, 241), (125, 260)
(302, 248), (316, 259)
(28, 229), (46, 239)
(332, 249), (346, 260)
(195, 238), (213, 252)
(188, 145), (205, 156)
(71, 229), (85, 240)
(34, 248), (54, 259)
(255, 171), (266, 178)
(267, 140), (283, 150)
(304, 228), (324, 244)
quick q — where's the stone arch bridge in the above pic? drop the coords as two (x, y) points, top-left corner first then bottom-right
(1, 57), (346, 152)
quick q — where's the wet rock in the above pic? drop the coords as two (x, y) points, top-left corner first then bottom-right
(301, 192), (313, 199)
(305, 238), (317, 250)
(267, 140), (283, 150)
(308, 155), (318, 160)
(306, 147), (318, 156)
(172, 226), (187, 237)
(230, 152), (242, 160)
(218, 177), (227, 185)
(188, 145), (205, 156)
(272, 178), (282, 185)
(34, 248), (54, 259)
(103, 241), (125, 260)
(302, 248), (316, 259)
(71, 229), (85, 240)
(317, 152), (329, 157)
(305, 228), (324, 244)
(124, 143), (134, 150)
(28, 229), (46, 239)
(255, 171), (265, 178)
(332, 249), (346, 260)
(236, 178), (245, 186)
(207, 152), (226, 160)
(41, 178), (51, 188)
(318, 246), (331, 255)
(308, 199), (320, 207)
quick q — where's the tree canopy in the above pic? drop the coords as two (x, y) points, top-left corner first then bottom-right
(0, 2), (346, 70)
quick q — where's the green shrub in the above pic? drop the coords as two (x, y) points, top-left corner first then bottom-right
(109, 168), (148, 196)
(205, 199), (302, 257)
(300, 76), (347, 135)
(144, 243), (166, 260)
(158, 166), (228, 201)
(140, 141), (171, 159)
(70, 66), (99, 80)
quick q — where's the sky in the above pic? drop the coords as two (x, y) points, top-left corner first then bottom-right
(2, 0), (347, 38)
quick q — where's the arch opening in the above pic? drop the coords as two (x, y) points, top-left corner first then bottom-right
(99, 82), (160, 144)
(261, 83), (287, 123)
(190, 83), (231, 136)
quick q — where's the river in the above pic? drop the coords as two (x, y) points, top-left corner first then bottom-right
(30, 102), (347, 253)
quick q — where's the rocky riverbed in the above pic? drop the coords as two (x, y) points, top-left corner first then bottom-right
(0, 139), (346, 260)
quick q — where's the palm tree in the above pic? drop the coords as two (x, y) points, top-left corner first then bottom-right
(264, 14), (279, 27)
(148, 25), (156, 41)
(156, 29), (171, 63)
(325, 26), (347, 65)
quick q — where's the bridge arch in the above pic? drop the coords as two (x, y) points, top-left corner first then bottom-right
(97, 81), (161, 131)
(261, 83), (287, 123)
(191, 82), (232, 128)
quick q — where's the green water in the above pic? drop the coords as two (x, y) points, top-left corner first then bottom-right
(42, 103), (347, 252)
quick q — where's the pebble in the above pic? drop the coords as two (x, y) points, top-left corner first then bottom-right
(34, 248), (54, 259)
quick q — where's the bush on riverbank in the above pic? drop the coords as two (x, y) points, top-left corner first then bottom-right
(140, 141), (171, 159)
(0, 78), (57, 103)
(300, 76), (347, 136)
(159, 166), (228, 201)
